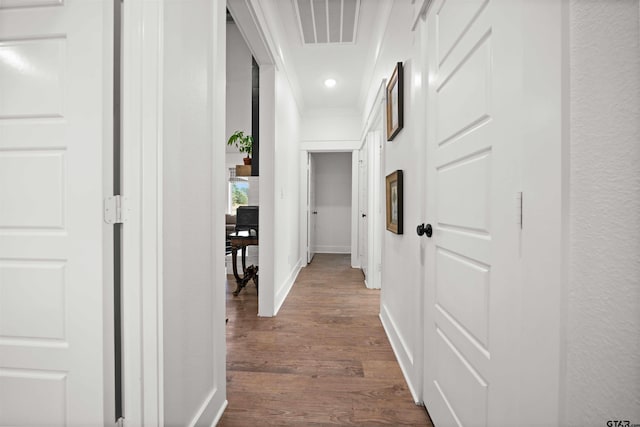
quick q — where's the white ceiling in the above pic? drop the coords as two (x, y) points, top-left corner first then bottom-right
(275, 0), (389, 112)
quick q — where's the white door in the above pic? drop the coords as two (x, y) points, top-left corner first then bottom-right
(307, 153), (317, 263)
(422, 0), (523, 425)
(0, 1), (112, 425)
(366, 130), (382, 289)
(358, 146), (368, 277)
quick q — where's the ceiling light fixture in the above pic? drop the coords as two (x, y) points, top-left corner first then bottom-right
(324, 78), (337, 88)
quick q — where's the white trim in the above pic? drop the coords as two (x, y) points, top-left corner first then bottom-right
(380, 305), (420, 403)
(300, 150), (310, 265)
(365, 130), (383, 290)
(518, 0), (566, 423)
(121, 0), (164, 424)
(313, 246), (351, 254)
(274, 258), (303, 315)
(350, 150), (360, 268)
(101, 0), (116, 422)
(211, 400), (229, 427)
(300, 149), (360, 269)
(360, 79), (387, 145)
(410, 0), (432, 31)
(257, 65), (277, 317)
(226, 0), (276, 69)
(227, 0), (305, 113)
(210, 1), (229, 421)
(351, 0), (361, 43)
(187, 388), (216, 427)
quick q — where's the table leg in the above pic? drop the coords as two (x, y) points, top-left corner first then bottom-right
(231, 247), (242, 283)
(241, 246), (247, 273)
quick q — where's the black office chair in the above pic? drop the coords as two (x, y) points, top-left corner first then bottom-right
(235, 205), (259, 237)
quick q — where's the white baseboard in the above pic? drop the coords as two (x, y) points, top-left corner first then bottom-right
(187, 388), (226, 427)
(211, 399), (228, 426)
(313, 245), (351, 254)
(379, 304), (421, 404)
(274, 258), (303, 315)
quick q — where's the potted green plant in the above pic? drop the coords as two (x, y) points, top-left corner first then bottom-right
(227, 130), (253, 165)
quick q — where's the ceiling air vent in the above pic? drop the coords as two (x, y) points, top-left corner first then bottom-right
(294, 0), (361, 44)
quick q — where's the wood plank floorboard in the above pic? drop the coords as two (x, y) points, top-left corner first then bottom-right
(220, 253), (432, 426)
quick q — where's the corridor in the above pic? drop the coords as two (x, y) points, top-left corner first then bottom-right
(220, 254), (432, 426)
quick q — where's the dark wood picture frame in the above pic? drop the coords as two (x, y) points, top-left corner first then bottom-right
(385, 170), (403, 234)
(386, 62), (404, 141)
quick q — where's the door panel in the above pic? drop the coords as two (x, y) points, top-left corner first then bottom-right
(359, 146), (368, 276)
(423, 0), (522, 425)
(0, 1), (110, 425)
(307, 153), (316, 263)
(434, 327), (488, 426)
(435, 248), (489, 348)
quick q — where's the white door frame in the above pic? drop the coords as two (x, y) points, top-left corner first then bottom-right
(299, 144), (360, 268)
(518, 0), (567, 421)
(306, 152), (316, 263)
(120, 0), (165, 424)
(119, 0), (232, 423)
(359, 81), (386, 290)
(227, 0), (283, 317)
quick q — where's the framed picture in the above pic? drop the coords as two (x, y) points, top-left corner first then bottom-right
(386, 170), (403, 234)
(386, 62), (404, 141)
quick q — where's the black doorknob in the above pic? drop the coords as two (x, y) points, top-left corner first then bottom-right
(417, 223), (433, 238)
(362, 213), (367, 218)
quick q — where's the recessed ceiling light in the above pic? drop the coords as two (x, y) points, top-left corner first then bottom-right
(324, 78), (337, 88)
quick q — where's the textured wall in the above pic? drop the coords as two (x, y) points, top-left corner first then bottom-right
(566, 1), (640, 424)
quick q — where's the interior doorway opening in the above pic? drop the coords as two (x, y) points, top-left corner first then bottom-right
(307, 152), (353, 262)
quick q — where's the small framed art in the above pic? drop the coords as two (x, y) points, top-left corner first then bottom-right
(386, 62), (404, 141)
(385, 170), (403, 234)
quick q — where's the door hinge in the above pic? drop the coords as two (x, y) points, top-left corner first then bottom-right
(104, 195), (129, 224)
(516, 192), (523, 228)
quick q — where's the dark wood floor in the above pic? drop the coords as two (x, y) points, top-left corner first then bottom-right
(219, 253), (432, 426)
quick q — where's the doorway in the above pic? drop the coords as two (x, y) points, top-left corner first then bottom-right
(359, 126), (384, 289)
(307, 152), (353, 260)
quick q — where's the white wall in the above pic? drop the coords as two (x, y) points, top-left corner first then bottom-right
(365, 0), (423, 401)
(162, 0), (226, 424)
(301, 108), (361, 142)
(272, 70), (303, 312)
(360, 0), (417, 132)
(226, 21), (252, 154)
(312, 152), (352, 254)
(564, 1), (640, 424)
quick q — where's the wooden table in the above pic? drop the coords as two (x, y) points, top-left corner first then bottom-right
(228, 230), (258, 284)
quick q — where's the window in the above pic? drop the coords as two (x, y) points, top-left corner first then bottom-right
(228, 167), (249, 213)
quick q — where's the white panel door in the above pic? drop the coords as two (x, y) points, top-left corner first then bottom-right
(307, 153), (317, 263)
(0, 1), (111, 425)
(366, 130), (382, 289)
(358, 146), (368, 277)
(422, 0), (523, 425)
